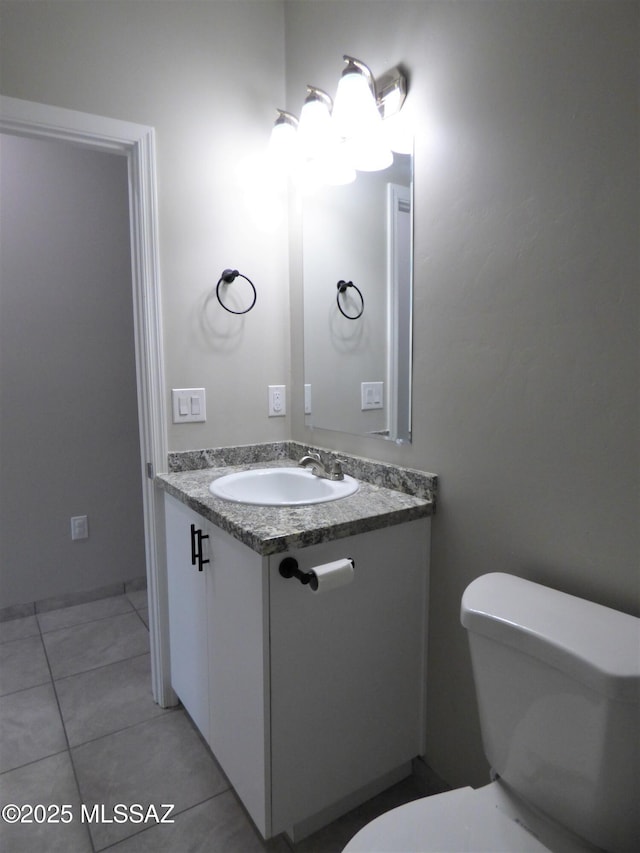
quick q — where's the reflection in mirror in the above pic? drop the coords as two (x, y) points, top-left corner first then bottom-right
(303, 150), (412, 443)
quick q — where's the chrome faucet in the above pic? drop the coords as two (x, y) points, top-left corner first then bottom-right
(298, 452), (344, 481)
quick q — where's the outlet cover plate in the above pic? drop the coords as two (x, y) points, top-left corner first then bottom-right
(268, 385), (286, 417)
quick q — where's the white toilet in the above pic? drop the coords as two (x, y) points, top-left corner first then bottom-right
(344, 572), (640, 853)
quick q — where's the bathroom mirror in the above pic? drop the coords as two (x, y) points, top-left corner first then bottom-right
(303, 150), (413, 442)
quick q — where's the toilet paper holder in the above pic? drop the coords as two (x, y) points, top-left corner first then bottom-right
(279, 556), (354, 591)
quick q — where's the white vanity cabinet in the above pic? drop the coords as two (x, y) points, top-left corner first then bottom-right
(164, 492), (430, 841)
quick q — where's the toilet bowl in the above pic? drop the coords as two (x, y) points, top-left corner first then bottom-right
(344, 573), (640, 853)
(343, 779), (600, 852)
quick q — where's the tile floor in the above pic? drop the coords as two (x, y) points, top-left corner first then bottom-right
(1, 590), (437, 852)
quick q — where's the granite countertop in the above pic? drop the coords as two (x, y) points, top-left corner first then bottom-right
(156, 448), (436, 556)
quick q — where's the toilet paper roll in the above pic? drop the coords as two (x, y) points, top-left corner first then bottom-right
(310, 558), (354, 594)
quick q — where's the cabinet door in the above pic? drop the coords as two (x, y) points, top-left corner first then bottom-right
(269, 519), (430, 837)
(164, 494), (210, 740)
(206, 526), (271, 838)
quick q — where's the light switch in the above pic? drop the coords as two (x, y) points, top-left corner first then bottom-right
(71, 515), (89, 540)
(172, 388), (206, 423)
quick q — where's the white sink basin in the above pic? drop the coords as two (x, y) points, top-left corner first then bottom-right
(209, 467), (358, 506)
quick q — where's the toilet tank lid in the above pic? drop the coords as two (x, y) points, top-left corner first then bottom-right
(461, 573), (640, 702)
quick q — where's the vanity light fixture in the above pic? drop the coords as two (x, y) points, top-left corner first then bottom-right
(375, 65), (408, 119)
(269, 56), (408, 184)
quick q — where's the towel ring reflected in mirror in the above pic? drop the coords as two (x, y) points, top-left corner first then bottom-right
(336, 280), (364, 320)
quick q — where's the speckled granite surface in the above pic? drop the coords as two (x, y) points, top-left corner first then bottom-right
(168, 442), (437, 500)
(158, 444), (437, 556)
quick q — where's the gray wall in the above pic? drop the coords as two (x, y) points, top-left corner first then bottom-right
(285, 0), (639, 788)
(6, 0), (291, 454)
(1, 0), (638, 790)
(0, 0), (290, 454)
(0, 134), (144, 607)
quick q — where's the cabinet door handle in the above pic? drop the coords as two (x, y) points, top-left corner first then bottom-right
(196, 530), (210, 572)
(190, 524), (209, 571)
(190, 524), (198, 567)
(191, 524), (198, 566)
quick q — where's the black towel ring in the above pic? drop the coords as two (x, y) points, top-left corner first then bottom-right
(216, 269), (257, 315)
(336, 280), (364, 320)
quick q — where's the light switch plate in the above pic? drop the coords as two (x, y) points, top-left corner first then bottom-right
(71, 515), (89, 540)
(172, 388), (206, 423)
(361, 381), (384, 410)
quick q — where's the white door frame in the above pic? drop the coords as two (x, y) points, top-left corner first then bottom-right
(0, 96), (174, 707)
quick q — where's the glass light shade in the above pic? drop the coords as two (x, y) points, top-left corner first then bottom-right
(298, 91), (334, 161)
(332, 63), (393, 172)
(269, 116), (298, 168)
(332, 69), (382, 140)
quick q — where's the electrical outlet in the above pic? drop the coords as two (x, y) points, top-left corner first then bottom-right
(268, 385), (286, 417)
(304, 384), (312, 415)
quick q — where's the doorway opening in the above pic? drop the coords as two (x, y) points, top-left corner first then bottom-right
(0, 96), (172, 707)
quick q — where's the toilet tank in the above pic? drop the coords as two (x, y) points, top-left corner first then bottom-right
(461, 573), (640, 853)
